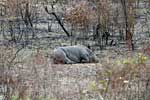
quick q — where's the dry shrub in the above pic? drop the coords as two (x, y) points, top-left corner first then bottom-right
(5, 0), (26, 17)
(65, 0), (112, 28)
(32, 51), (47, 65)
(143, 42), (150, 56)
(104, 57), (150, 99)
(126, 0), (136, 51)
(0, 45), (25, 99)
(4, 0), (37, 21)
(93, 0), (112, 27)
(0, 45), (17, 66)
(126, 31), (133, 51)
(0, 45), (49, 100)
(144, 47), (150, 55)
(65, 1), (96, 28)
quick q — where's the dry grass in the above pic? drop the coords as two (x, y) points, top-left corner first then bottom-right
(0, 45), (150, 100)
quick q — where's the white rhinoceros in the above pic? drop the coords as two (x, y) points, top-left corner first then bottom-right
(51, 45), (99, 64)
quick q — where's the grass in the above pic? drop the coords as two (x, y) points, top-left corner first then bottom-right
(0, 44), (150, 100)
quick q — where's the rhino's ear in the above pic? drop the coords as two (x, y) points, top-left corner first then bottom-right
(85, 47), (92, 54)
(87, 45), (91, 49)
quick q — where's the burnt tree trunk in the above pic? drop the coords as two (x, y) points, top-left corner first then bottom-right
(120, 0), (128, 40)
(44, 7), (70, 37)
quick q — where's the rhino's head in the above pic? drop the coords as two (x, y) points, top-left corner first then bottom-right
(85, 47), (99, 63)
(89, 54), (99, 63)
(51, 49), (66, 64)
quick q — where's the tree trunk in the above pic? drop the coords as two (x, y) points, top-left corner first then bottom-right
(44, 7), (70, 37)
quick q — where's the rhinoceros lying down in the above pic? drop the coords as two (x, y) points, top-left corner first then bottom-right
(51, 45), (99, 64)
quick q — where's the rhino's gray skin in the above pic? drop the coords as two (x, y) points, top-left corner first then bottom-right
(52, 45), (99, 64)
